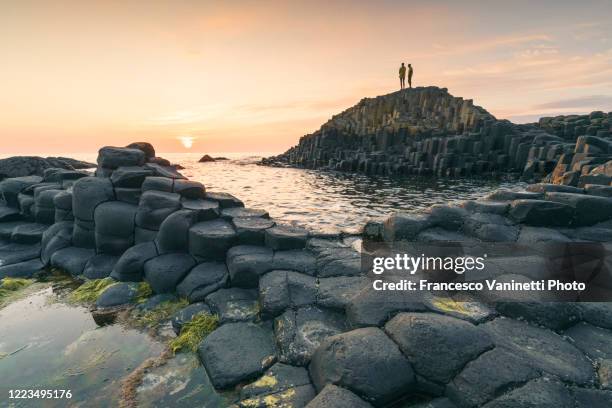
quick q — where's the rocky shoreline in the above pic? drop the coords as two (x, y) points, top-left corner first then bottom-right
(262, 87), (612, 188)
(1, 141), (612, 407)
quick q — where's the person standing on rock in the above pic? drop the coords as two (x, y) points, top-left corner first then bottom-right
(408, 64), (413, 88)
(399, 63), (406, 89)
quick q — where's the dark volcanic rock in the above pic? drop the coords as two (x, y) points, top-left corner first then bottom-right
(97, 146), (145, 169)
(265, 225), (308, 250)
(83, 254), (119, 279)
(198, 154), (216, 163)
(126, 142), (155, 159)
(226, 245), (274, 288)
(232, 216), (275, 245)
(189, 219), (236, 260)
(259, 270), (317, 317)
(171, 302), (212, 334)
(198, 322), (277, 389)
(111, 241), (159, 282)
(385, 313), (493, 384)
(508, 199), (575, 226)
(205, 287), (259, 323)
(176, 262), (228, 302)
(305, 384), (373, 408)
(309, 327), (415, 406)
(50, 246), (95, 276)
(0, 157), (93, 179)
(95, 282), (138, 308)
(144, 253), (196, 293)
(135, 190), (181, 231)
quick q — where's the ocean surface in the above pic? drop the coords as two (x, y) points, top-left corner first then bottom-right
(13, 152), (525, 234)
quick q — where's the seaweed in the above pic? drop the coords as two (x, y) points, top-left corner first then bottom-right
(69, 278), (117, 304)
(169, 313), (219, 353)
(131, 298), (189, 329)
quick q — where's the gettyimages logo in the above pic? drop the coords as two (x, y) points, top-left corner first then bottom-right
(372, 253), (487, 275)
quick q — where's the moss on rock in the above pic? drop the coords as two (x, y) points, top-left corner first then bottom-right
(169, 313), (219, 353)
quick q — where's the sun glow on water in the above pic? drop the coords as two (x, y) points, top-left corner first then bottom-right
(178, 135), (195, 149)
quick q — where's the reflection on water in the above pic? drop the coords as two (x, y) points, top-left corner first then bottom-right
(0, 287), (164, 407)
(166, 153), (525, 234)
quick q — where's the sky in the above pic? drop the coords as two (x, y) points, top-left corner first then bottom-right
(1, 0), (612, 155)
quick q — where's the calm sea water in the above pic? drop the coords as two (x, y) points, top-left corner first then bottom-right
(14, 152), (524, 234)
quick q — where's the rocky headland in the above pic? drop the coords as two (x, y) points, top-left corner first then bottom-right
(263, 87), (612, 189)
(1, 124), (612, 404)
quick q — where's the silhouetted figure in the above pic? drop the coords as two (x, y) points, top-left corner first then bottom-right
(399, 63), (406, 89)
(408, 64), (413, 88)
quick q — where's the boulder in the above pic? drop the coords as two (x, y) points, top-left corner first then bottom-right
(483, 318), (595, 385)
(126, 142), (155, 159)
(141, 176), (173, 192)
(97, 146), (145, 169)
(95, 282), (138, 308)
(275, 306), (346, 366)
(0, 175), (43, 206)
(446, 348), (540, 407)
(259, 270), (317, 317)
(176, 262), (228, 302)
(265, 225), (309, 250)
(83, 254), (119, 279)
(156, 209), (197, 254)
(72, 177), (115, 221)
(226, 245), (274, 287)
(110, 166), (153, 188)
(198, 154), (216, 162)
(205, 287), (259, 323)
(0, 243), (41, 266)
(509, 199), (575, 226)
(305, 384), (373, 408)
(35, 189), (63, 224)
(94, 201), (137, 254)
(114, 188), (141, 205)
(309, 327), (415, 406)
(50, 246), (95, 276)
(0, 157), (91, 179)
(0, 205), (22, 222)
(316, 276), (369, 309)
(181, 199), (219, 220)
(273, 249), (318, 276)
(198, 322), (277, 389)
(205, 191), (244, 208)
(315, 246), (361, 277)
(72, 218), (96, 248)
(383, 213), (432, 241)
(110, 241), (159, 282)
(232, 216), (275, 245)
(135, 190), (181, 230)
(0, 259), (44, 279)
(144, 162), (185, 179)
(143, 253), (196, 293)
(189, 219), (236, 260)
(173, 179), (205, 199)
(546, 192), (612, 226)
(346, 286), (428, 327)
(385, 313), (493, 383)
(40, 221), (73, 265)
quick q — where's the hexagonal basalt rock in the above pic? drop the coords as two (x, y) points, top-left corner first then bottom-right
(205, 191), (244, 208)
(546, 192), (612, 226)
(111, 241), (158, 282)
(483, 318), (595, 385)
(384, 313), (493, 384)
(221, 207), (269, 220)
(315, 246), (362, 277)
(171, 302), (212, 334)
(142, 176), (173, 193)
(205, 287), (260, 323)
(309, 327), (415, 406)
(316, 276), (369, 310)
(97, 146), (145, 169)
(240, 363), (313, 403)
(565, 322), (612, 361)
(275, 306), (346, 366)
(95, 282), (138, 308)
(232, 216), (275, 245)
(83, 254), (119, 279)
(189, 219), (236, 260)
(176, 262), (228, 302)
(265, 225), (309, 250)
(272, 249), (318, 276)
(173, 179), (205, 199)
(50, 246), (95, 276)
(143, 253), (196, 294)
(181, 199), (219, 220)
(227, 245), (274, 288)
(156, 209), (197, 254)
(110, 166), (153, 188)
(509, 199), (575, 227)
(198, 322), (277, 389)
(446, 348), (540, 407)
(135, 190), (181, 231)
(259, 270), (317, 317)
(481, 377), (572, 408)
(72, 177), (115, 221)
(346, 286), (428, 328)
(305, 384), (373, 408)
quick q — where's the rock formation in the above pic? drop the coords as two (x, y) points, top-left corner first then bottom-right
(263, 87), (612, 185)
(0, 156), (95, 180)
(1, 142), (612, 407)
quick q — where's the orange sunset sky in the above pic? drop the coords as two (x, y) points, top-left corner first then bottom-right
(2, 0), (612, 155)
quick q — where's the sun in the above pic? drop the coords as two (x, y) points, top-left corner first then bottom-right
(178, 135), (195, 149)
